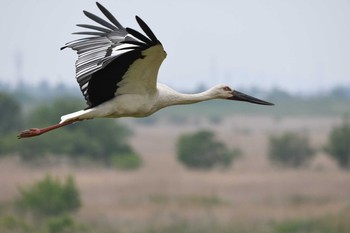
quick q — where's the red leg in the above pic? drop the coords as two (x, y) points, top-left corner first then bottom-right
(17, 120), (75, 139)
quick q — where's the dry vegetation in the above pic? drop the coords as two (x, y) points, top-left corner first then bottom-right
(1, 115), (350, 232)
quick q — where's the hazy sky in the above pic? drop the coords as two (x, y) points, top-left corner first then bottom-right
(0, 0), (349, 93)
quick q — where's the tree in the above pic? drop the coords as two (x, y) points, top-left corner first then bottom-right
(176, 130), (239, 169)
(17, 175), (81, 217)
(324, 118), (350, 169)
(0, 92), (22, 134)
(0, 92), (22, 155)
(268, 132), (315, 167)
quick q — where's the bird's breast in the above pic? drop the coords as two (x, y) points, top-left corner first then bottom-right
(103, 94), (158, 118)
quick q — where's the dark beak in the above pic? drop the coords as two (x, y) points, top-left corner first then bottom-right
(228, 90), (274, 106)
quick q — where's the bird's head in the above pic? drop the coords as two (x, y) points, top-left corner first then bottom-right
(212, 84), (274, 106)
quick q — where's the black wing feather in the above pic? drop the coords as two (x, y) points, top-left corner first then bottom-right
(73, 31), (106, 36)
(63, 2), (162, 108)
(77, 24), (111, 33)
(96, 2), (124, 29)
(83, 10), (117, 31)
(126, 27), (153, 45)
(120, 40), (148, 47)
(135, 16), (159, 43)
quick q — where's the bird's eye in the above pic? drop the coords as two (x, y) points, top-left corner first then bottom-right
(223, 86), (232, 91)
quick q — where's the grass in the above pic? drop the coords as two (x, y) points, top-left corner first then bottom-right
(286, 194), (331, 205)
(137, 206), (350, 233)
(271, 211), (350, 233)
(1, 210), (350, 233)
(148, 194), (227, 207)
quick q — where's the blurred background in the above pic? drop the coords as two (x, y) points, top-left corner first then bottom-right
(0, 0), (350, 232)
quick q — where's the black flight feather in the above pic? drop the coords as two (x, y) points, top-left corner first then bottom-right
(135, 16), (159, 43)
(63, 2), (163, 108)
(96, 2), (124, 29)
(120, 40), (147, 47)
(83, 10), (117, 31)
(73, 31), (106, 36)
(126, 27), (153, 45)
(76, 24), (111, 33)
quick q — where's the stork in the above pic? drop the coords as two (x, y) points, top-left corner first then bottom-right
(18, 2), (273, 139)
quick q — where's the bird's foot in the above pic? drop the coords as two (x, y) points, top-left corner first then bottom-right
(17, 128), (42, 139)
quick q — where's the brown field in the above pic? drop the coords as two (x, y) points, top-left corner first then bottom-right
(1, 115), (350, 231)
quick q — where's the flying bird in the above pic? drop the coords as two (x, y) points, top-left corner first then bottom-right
(18, 2), (273, 139)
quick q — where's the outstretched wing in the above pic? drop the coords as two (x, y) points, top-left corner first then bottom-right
(62, 2), (166, 109)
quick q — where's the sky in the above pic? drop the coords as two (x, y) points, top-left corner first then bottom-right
(0, 0), (349, 94)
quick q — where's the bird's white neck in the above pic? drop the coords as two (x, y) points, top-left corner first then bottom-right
(172, 91), (215, 105)
(157, 84), (218, 108)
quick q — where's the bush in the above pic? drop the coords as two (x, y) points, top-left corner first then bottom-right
(324, 118), (350, 169)
(268, 132), (315, 167)
(0, 92), (22, 134)
(45, 215), (84, 233)
(17, 175), (81, 217)
(0, 215), (32, 233)
(111, 153), (142, 170)
(177, 130), (239, 169)
(0, 133), (18, 156)
(0, 92), (22, 156)
(0, 214), (86, 233)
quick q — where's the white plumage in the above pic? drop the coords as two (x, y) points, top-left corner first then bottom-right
(18, 2), (273, 139)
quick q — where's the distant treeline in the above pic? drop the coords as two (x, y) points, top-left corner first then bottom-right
(1, 81), (350, 102)
(1, 82), (349, 118)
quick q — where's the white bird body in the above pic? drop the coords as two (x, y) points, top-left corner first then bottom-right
(18, 2), (273, 139)
(60, 83), (229, 123)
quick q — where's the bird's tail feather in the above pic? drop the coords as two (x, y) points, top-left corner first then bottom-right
(60, 109), (93, 123)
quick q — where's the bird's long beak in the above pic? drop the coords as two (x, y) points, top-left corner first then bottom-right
(228, 90), (274, 105)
